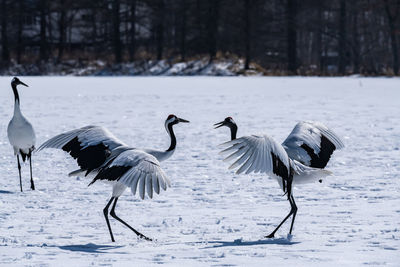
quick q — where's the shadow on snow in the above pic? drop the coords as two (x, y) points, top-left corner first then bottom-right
(202, 238), (300, 248)
(58, 243), (125, 254)
(0, 190), (14, 194)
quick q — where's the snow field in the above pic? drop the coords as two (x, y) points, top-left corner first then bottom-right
(0, 76), (399, 266)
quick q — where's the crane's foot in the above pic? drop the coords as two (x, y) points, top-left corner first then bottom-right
(265, 233), (275, 238)
(138, 233), (153, 242)
(30, 183), (35, 190)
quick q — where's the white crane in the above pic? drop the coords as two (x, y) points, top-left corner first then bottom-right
(214, 117), (344, 238)
(7, 77), (36, 192)
(37, 114), (189, 242)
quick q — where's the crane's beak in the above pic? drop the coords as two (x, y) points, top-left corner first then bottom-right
(178, 118), (190, 123)
(19, 81), (29, 87)
(213, 121), (226, 129)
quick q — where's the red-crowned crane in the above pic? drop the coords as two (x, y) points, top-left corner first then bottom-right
(38, 114), (189, 242)
(214, 117), (344, 238)
(7, 77), (36, 192)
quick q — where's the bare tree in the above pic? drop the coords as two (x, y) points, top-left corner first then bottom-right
(384, 0), (400, 75)
(57, 0), (66, 62)
(113, 0), (122, 63)
(39, 0), (48, 61)
(129, 0), (137, 61)
(1, 0), (10, 65)
(338, 0), (347, 74)
(207, 0), (220, 62)
(287, 0), (297, 73)
(244, 0), (251, 70)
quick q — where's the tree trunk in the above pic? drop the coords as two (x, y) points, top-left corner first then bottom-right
(316, 0), (323, 74)
(1, 0), (10, 65)
(113, 0), (122, 63)
(351, 2), (360, 74)
(207, 0), (220, 62)
(244, 0), (251, 70)
(156, 0), (165, 60)
(91, 6), (97, 55)
(129, 0), (136, 61)
(180, 0), (187, 61)
(16, 0), (23, 64)
(57, 0), (66, 62)
(287, 0), (297, 74)
(39, 0), (48, 61)
(338, 0), (346, 75)
(384, 0), (399, 75)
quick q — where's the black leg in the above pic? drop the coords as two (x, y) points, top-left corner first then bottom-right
(265, 193), (297, 238)
(104, 197), (115, 242)
(289, 195), (298, 235)
(110, 197), (153, 241)
(265, 197), (294, 238)
(29, 153), (35, 190)
(17, 155), (22, 192)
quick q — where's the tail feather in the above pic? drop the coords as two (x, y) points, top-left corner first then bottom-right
(68, 169), (85, 177)
(291, 160), (332, 184)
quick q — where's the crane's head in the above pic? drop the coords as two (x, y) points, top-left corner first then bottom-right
(214, 117), (237, 129)
(11, 77), (29, 87)
(165, 114), (190, 127)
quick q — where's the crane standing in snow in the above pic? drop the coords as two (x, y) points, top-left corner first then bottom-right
(214, 117), (344, 238)
(7, 77), (36, 192)
(38, 115), (189, 242)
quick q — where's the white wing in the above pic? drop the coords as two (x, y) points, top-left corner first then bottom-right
(37, 125), (125, 152)
(92, 149), (171, 200)
(282, 121), (344, 168)
(7, 115), (36, 150)
(37, 126), (127, 175)
(219, 134), (291, 179)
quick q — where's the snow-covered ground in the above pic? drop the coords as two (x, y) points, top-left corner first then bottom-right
(1, 58), (264, 76)
(0, 77), (399, 266)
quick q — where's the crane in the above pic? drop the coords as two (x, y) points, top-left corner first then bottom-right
(214, 117), (344, 237)
(7, 77), (36, 192)
(38, 114), (189, 242)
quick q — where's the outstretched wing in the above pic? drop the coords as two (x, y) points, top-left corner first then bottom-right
(37, 126), (126, 175)
(282, 121), (344, 168)
(91, 149), (171, 200)
(219, 134), (291, 181)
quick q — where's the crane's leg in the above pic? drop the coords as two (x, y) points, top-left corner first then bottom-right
(17, 155), (22, 192)
(265, 196), (296, 238)
(266, 185), (297, 238)
(110, 197), (153, 241)
(103, 197), (115, 242)
(29, 153), (35, 190)
(289, 195), (298, 235)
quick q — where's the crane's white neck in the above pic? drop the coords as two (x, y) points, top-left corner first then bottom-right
(159, 119), (177, 161)
(145, 119), (178, 162)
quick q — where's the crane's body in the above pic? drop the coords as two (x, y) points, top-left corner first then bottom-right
(38, 115), (189, 242)
(7, 77), (36, 191)
(215, 117), (344, 238)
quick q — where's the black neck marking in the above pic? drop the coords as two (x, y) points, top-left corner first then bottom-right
(11, 83), (20, 103)
(166, 122), (177, 151)
(230, 124), (237, 140)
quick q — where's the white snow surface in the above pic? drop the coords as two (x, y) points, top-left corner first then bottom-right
(0, 77), (399, 266)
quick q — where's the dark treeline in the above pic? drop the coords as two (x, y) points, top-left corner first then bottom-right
(0, 0), (399, 75)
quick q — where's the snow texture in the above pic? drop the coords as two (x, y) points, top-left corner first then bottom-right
(1, 59), (262, 76)
(0, 77), (399, 266)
